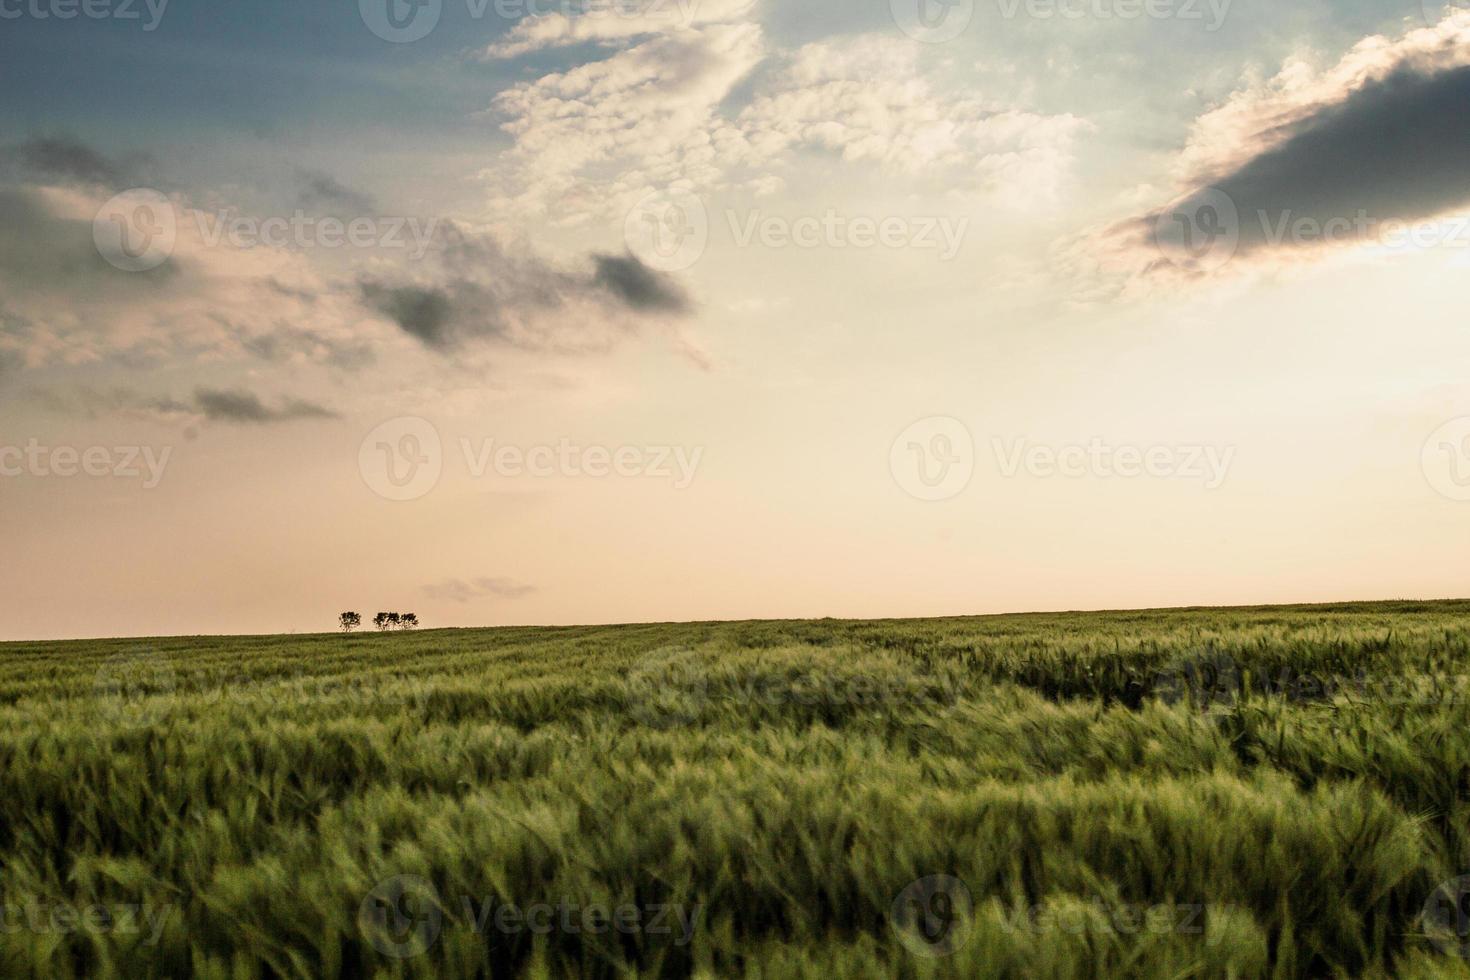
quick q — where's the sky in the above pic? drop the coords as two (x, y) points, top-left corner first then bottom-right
(2, 0), (1470, 640)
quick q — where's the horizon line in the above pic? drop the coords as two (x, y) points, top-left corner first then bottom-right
(6, 594), (1466, 645)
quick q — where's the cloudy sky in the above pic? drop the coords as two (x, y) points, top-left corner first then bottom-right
(2, 0), (1469, 639)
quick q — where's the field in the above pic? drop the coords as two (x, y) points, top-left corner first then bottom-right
(4, 601), (1470, 978)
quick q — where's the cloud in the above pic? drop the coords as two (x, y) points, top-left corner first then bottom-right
(358, 222), (692, 353)
(10, 136), (125, 187)
(423, 577), (538, 603)
(487, 21), (766, 223)
(0, 161), (701, 411)
(193, 387), (338, 423)
(592, 252), (691, 313)
(0, 186), (176, 289)
(359, 284), (452, 348)
(1108, 12), (1470, 276)
(735, 36), (1088, 200)
(0, 180), (383, 375)
(26, 385), (191, 423)
(484, 0), (755, 58)
(234, 321), (377, 371)
(28, 385), (338, 425)
(486, 27), (1084, 225)
(295, 169), (376, 215)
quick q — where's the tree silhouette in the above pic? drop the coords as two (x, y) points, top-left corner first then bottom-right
(373, 612), (391, 632)
(401, 613), (419, 630)
(339, 611), (361, 633)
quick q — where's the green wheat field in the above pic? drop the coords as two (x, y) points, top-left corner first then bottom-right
(5, 600), (1470, 978)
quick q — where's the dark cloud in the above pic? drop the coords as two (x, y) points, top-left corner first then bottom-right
(357, 226), (569, 351)
(262, 278), (319, 304)
(0, 187), (178, 286)
(359, 283), (454, 349)
(193, 388), (338, 424)
(1146, 62), (1470, 259)
(12, 136), (124, 187)
(358, 223), (692, 353)
(27, 386), (195, 422)
(423, 577), (538, 603)
(0, 186), (370, 374)
(0, 309), (29, 345)
(295, 169), (376, 215)
(28, 385), (337, 425)
(592, 252), (691, 313)
(223, 316), (377, 372)
(243, 331), (376, 371)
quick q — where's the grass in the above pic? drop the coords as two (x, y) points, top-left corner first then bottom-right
(3, 600), (1470, 977)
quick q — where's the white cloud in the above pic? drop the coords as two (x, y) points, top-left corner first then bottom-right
(736, 36), (1087, 203)
(1056, 11), (1470, 301)
(483, 0), (756, 58)
(486, 29), (1086, 226)
(486, 22), (766, 223)
(1169, 11), (1470, 190)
